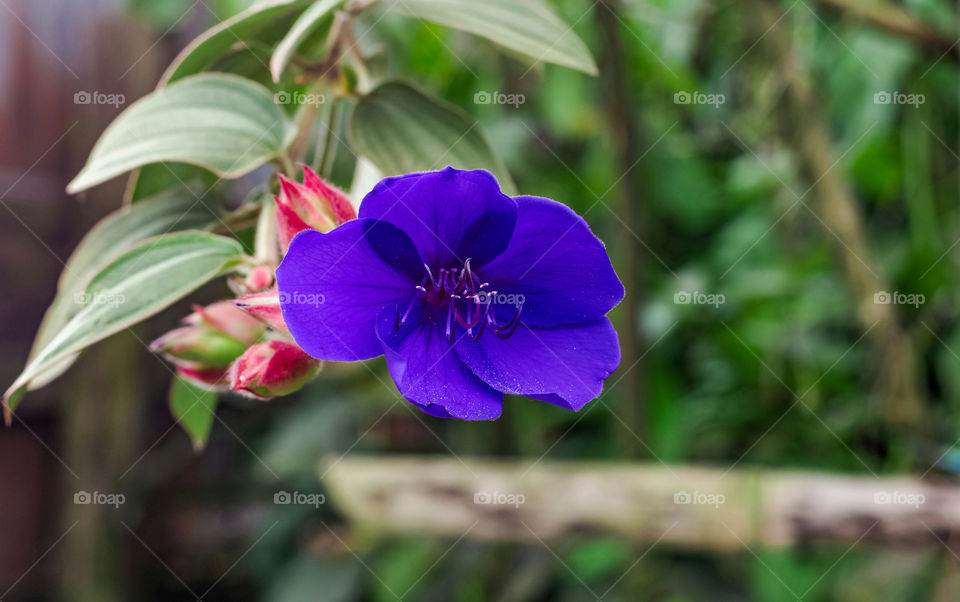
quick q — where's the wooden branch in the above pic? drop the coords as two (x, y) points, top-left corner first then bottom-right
(322, 456), (960, 549)
(817, 0), (959, 65)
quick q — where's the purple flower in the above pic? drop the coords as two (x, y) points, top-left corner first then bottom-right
(276, 168), (624, 419)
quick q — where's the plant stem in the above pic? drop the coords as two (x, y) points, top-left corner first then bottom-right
(817, 0), (959, 64)
(279, 154), (296, 178)
(596, 0), (646, 457)
(287, 85), (327, 166)
(316, 98), (342, 178)
(749, 0), (929, 434)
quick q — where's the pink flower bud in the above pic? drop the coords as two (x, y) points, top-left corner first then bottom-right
(185, 301), (265, 345)
(275, 166), (356, 250)
(228, 341), (321, 400)
(233, 290), (286, 331)
(151, 301), (267, 380)
(244, 266), (275, 293)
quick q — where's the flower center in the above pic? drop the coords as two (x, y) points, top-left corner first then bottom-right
(395, 259), (523, 342)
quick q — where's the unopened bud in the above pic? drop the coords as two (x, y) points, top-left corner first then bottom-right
(229, 341), (321, 400)
(149, 326), (248, 369)
(176, 365), (230, 390)
(244, 266), (275, 293)
(233, 290), (286, 331)
(275, 166), (356, 250)
(151, 301), (266, 378)
(185, 301), (265, 345)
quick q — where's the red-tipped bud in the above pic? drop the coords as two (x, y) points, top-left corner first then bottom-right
(151, 302), (266, 383)
(228, 341), (321, 400)
(149, 326), (248, 369)
(275, 166), (356, 250)
(234, 290), (286, 331)
(176, 366), (230, 391)
(302, 166), (357, 225)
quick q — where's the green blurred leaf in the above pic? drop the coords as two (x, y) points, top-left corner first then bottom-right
(170, 376), (219, 450)
(161, 0), (311, 85)
(749, 549), (833, 602)
(348, 80), (515, 193)
(6, 232), (245, 412)
(25, 187), (215, 391)
(123, 163), (219, 204)
(373, 538), (436, 602)
(388, 0), (597, 75)
(68, 74), (296, 193)
(566, 538), (630, 581)
(270, 0), (343, 82)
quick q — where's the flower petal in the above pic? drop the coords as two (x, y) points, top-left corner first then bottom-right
(455, 318), (620, 411)
(376, 304), (502, 420)
(358, 167), (517, 268)
(480, 196), (624, 326)
(276, 220), (421, 361)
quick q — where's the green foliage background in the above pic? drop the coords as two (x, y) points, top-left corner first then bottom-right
(22, 0), (960, 599)
(223, 1), (960, 599)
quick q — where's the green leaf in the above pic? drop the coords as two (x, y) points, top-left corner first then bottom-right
(169, 376), (219, 451)
(270, 0), (343, 83)
(160, 0), (311, 85)
(566, 538), (630, 581)
(25, 187), (215, 391)
(61, 189), (216, 295)
(348, 80), (515, 193)
(387, 0), (597, 75)
(67, 74), (296, 194)
(123, 163), (218, 204)
(6, 232), (245, 415)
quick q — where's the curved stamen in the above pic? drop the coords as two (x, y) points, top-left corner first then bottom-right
(423, 264), (437, 288)
(411, 260), (522, 341)
(493, 303), (523, 339)
(445, 296), (456, 342)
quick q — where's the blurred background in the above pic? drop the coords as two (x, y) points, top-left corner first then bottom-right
(2, 0), (960, 600)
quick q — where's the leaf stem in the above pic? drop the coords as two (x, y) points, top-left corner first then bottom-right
(316, 98), (342, 178)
